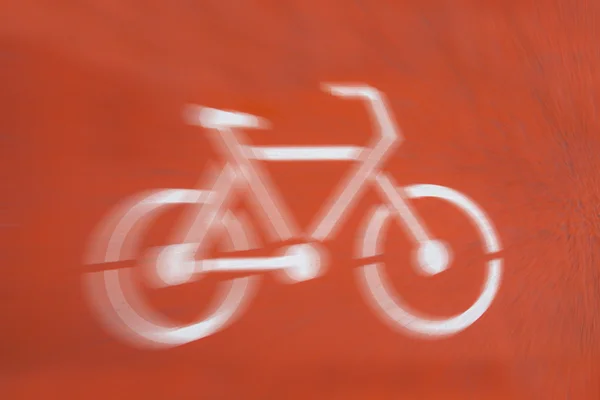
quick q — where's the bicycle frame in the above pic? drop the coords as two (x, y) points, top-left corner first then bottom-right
(84, 84), (503, 347)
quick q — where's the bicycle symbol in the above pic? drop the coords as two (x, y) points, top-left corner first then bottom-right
(84, 84), (503, 348)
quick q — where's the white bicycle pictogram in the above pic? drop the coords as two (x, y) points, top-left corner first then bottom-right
(84, 83), (503, 348)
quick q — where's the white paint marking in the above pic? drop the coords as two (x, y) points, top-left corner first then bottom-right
(247, 146), (363, 161)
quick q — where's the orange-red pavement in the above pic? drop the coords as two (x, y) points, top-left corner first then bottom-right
(1, 0), (600, 398)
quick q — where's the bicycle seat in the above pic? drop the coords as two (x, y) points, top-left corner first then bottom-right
(185, 105), (269, 130)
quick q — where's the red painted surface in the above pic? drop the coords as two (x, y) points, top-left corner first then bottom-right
(2, 0), (600, 398)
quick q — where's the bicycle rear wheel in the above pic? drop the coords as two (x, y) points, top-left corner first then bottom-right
(83, 189), (257, 348)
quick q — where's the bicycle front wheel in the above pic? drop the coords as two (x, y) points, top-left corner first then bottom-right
(356, 184), (502, 338)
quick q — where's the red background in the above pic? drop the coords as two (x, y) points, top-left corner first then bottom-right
(2, 0), (599, 398)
